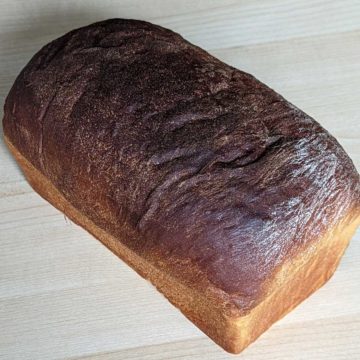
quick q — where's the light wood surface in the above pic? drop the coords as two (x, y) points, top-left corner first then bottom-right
(0, 1), (359, 359)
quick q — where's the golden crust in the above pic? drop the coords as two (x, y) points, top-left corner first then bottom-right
(5, 136), (359, 353)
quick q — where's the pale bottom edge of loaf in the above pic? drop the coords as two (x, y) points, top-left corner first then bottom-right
(5, 135), (360, 354)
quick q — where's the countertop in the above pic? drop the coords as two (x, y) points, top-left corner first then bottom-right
(0, 1), (359, 359)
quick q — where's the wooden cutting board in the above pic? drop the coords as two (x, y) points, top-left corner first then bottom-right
(0, 1), (359, 359)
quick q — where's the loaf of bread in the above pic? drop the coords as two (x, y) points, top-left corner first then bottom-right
(3, 19), (360, 354)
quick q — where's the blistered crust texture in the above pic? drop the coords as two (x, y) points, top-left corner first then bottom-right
(3, 19), (360, 313)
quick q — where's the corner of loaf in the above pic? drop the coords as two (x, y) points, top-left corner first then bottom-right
(3, 18), (360, 355)
(186, 207), (359, 354)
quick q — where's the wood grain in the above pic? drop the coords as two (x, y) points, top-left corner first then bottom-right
(0, 1), (359, 359)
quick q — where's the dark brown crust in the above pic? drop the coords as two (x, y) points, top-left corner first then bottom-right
(3, 18), (360, 323)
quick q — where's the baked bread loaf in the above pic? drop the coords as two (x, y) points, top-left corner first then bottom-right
(3, 19), (360, 354)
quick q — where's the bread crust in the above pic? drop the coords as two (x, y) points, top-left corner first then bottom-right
(3, 19), (360, 353)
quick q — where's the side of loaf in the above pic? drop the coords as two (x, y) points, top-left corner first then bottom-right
(3, 19), (360, 354)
